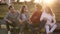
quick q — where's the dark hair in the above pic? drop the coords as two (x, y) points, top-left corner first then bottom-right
(9, 6), (13, 9)
(21, 5), (26, 13)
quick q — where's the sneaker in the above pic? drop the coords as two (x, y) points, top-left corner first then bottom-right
(49, 32), (52, 34)
(48, 32), (52, 34)
(22, 32), (24, 34)
(19, 32), (21, 34)
(8, 31), (11, 34)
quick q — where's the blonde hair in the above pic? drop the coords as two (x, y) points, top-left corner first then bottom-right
(45, 6), (55, 16)
(35, 4), (42, 9)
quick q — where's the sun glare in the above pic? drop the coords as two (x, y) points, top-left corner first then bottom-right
(19, 0), (24, 2)
(34, 0), (42, 4)
(19, 0), (55, 6)
(25, 0), (31, 2)
(44, 0), (54, 5)
(19, 0), (31, 2)
(34, 0), (55, 5)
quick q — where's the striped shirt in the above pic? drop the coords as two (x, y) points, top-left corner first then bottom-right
(4, 11), (20, 22)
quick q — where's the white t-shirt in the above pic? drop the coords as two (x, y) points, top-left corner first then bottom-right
(22, 13), (28, 21)
(40, 11), (56, 26)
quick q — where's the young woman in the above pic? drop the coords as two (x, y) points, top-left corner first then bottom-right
(40, 6), (57, 34)
(18, 5), (30, 34)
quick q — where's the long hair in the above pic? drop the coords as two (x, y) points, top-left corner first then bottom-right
(45, 6), (55, 16)
(46, 7), (56, 23)
(20, 5), (27, 13)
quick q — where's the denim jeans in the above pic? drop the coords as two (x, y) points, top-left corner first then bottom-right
(28, 22), (40, 34)
(28, 21), (46, 34)
(6, 21), (18, 31)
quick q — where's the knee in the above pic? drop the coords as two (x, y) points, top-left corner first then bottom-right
(54, 24), (57, 28)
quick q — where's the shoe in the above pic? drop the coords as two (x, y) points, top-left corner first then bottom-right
(19, 32), (21, 34)
(22, 32), (24, 34)
(48, 32), (52, 34)
(49, 32), (52, 34)
(8, 31), (11, 34)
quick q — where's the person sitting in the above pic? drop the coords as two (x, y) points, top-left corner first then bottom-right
(4, 6), (20, 34)
(40, 6), (57, 34)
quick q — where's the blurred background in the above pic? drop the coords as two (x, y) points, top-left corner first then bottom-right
(0, 0), (60, 21)
(0, 0), (60, 34)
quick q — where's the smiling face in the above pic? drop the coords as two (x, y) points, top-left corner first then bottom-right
(35, 4), (42, 12)
(9, 6), (15, 13)
(21, 5), (28, 13)
(45, 6), (51, 13)
(45, 6), (53, 16)
(23, 6), (27, 12)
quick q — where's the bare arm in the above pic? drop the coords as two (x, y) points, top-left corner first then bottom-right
(52, 16), (56, 24)
(4, 13), (12, 23)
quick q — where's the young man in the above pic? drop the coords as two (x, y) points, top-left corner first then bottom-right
(4, 6), (20, 34)
(30, 4), (42, 34)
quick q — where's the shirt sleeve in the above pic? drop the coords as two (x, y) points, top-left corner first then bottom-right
(16, 11), (20, 20)
(27, 12), (30, 19)
(17, 12), (22, 20)
(4, 12), (9, 20)
(40, 11), (46, 21)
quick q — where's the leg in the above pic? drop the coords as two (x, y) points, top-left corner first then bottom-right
(50, 24), (57, 33)
(6, 21), (11, 34)
(6, 21), (16, 34)
(19, 24), (25, 34)
(28, 24), (34, 34)
(29, 24), (36, 34)
(45, 25), (50, 34)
